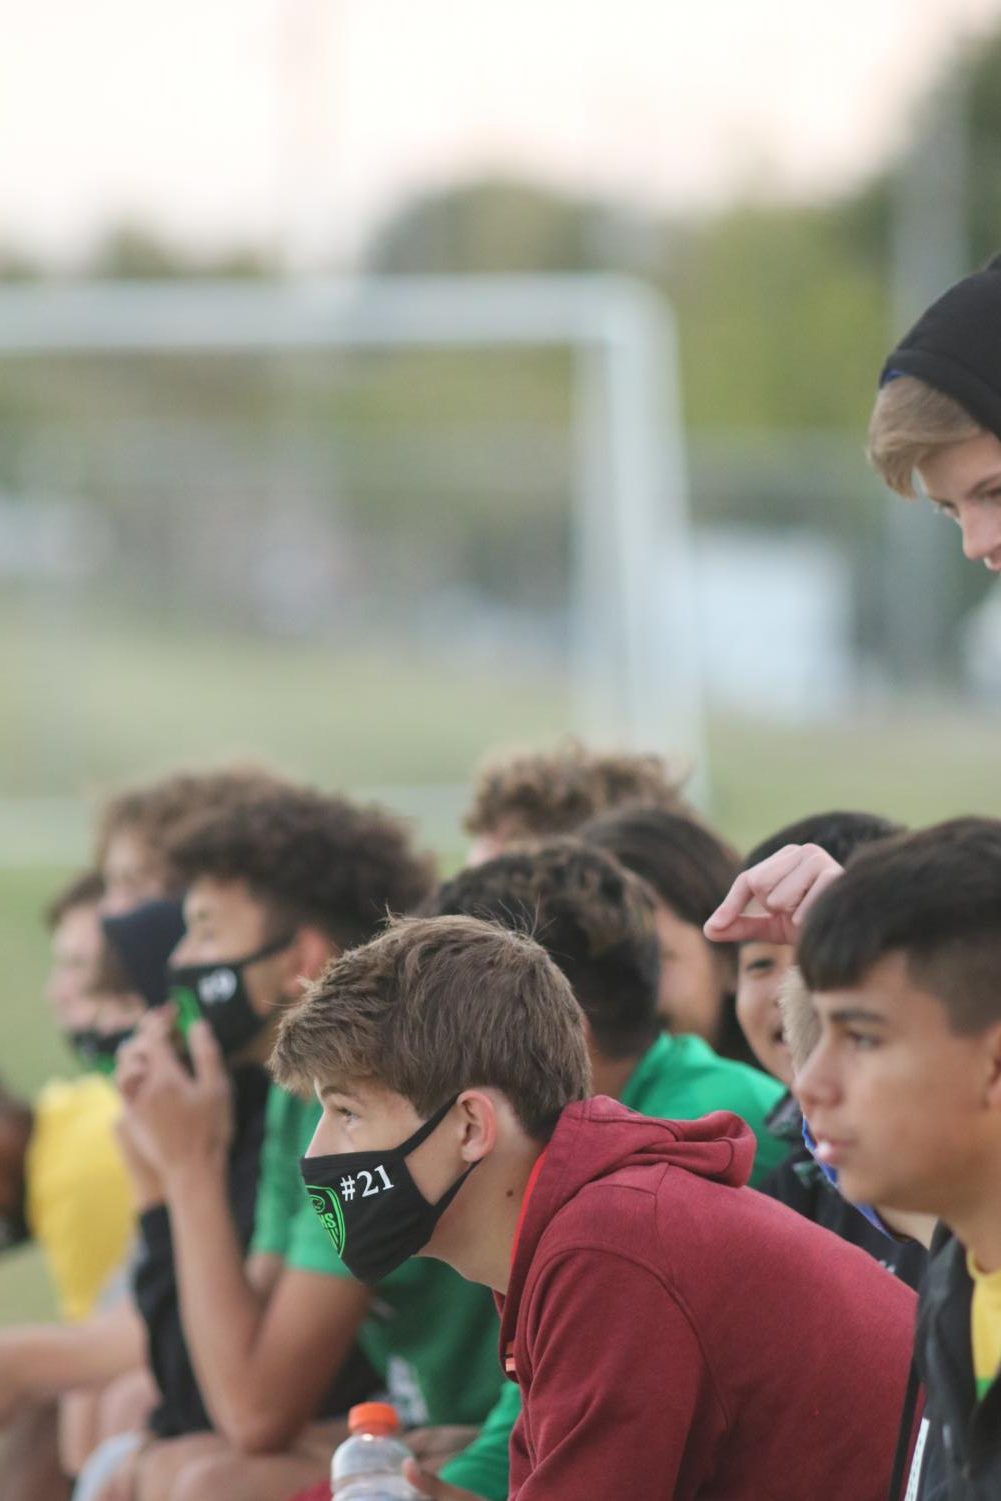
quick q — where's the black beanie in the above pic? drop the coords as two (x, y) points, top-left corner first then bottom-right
(880, 252), (1001, 441)
(102, 898), (186, 1009)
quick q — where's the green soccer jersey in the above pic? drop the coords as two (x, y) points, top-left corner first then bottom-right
(250, 1085), (503, 1428)
(441, 1033), (789, 1499)
(618, 1032), (787, 1186)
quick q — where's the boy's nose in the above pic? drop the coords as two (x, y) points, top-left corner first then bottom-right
(792, 1040), (839, 1113)
(960, 506), (1001, 563)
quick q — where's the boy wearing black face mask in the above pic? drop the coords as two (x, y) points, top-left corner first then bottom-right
(93, 786), (503, 1501)
(275, 914), (918, 1501)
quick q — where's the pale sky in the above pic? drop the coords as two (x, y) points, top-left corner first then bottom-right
(1, 0), (999, 267)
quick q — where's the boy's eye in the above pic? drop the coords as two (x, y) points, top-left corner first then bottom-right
(744, 959), (774, 977)
(847, 1031), (881, 1051)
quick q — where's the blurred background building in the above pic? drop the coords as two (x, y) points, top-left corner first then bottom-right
(3, 0), (1001, 1116)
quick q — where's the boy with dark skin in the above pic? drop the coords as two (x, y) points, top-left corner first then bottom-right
(275, 913), (916, 1501)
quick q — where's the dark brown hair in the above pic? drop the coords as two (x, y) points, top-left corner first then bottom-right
(166, 786), (436, 949)
(581, 803), (739, 930)
(464, 740), (689, 841)
(95, 766), (284, 895)
(427, 840), (660, 1060)
(743, 810), (903, 873)
(798, 817), (1001, 1034)
(272, 914), (592, 1141)
(580, 802), (751, 1063)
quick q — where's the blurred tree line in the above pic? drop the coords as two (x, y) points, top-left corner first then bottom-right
(2, 24), (998, 442)
(0, 24), (998, 642)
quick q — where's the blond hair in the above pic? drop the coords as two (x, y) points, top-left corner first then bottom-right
(867, 375), (980, 497)
(777, 966), (820, 1075)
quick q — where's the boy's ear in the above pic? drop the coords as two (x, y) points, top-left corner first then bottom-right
(456, 1090), (498, 1165)
(984, 1022), (1001, 1113)
(284, 927), (339, 992)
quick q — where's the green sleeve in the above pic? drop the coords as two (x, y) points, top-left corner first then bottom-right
(250, 1086), (303, 1259)
(439, 1378), (520, 1501)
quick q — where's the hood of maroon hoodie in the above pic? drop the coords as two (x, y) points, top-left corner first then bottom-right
(500, 1096), (754, 1352)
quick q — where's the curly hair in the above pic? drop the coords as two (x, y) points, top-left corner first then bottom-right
(165, 786), (436, 949)
(95, 766), (285, 894)
(427, 838), (660, 1060)
(463, 739), (689, 842)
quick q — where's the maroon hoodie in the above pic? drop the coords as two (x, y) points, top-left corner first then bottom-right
(500, 1097), (916, 1501)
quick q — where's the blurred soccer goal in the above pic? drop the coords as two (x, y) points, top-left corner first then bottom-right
(0, 275), (706, 862)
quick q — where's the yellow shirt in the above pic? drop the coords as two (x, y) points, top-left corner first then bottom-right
(967, 1249), (1001, 1405)
(25, 1075), (135, 1321)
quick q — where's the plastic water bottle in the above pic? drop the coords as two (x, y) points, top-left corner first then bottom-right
(331, 1403), (421, 1500)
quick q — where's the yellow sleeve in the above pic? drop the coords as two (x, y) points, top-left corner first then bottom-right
(25, 1077), (136, 1321)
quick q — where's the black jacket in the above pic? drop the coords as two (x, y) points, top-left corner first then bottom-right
(134, 1065), (269, 1437)
(133, 1064), (376, 1438)
(757, 1095), (927, 1292)
(909, 1231), (1001, 1501)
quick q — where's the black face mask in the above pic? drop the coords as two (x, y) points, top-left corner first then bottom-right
(301, 1095), (477, 1286)
(168, 933), (293, 1059)
(67, 1028), (133, 1076)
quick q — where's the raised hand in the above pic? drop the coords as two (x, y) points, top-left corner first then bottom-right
(704, 844), (843, 947)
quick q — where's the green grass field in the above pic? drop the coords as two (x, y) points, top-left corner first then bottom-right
(3, 600), (1001, 1324)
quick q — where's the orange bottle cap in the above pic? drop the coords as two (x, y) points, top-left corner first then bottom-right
(348, 1402), (400, 1436)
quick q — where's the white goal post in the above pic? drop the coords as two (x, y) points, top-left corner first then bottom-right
(0, 274), (708, 800)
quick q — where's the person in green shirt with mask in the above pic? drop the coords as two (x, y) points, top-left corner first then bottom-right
(412, 837), (788, 1500)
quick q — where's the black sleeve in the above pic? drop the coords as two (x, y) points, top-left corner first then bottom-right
(133, 1206), (213, 1438)
(133, 1072), (268, 1440)
(756, 1146), (827, 1219)
(758, 1150), (928, 1292)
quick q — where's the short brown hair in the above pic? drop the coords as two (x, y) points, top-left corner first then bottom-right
(271, 914), (592, 1141)
(95, 766), (283, 895)
(867, 375), (980, 497)
(166, 786), (436, 949)
(44, 869), (105, 931)
(464, 739), (689, 842)
(428, 840), (660, 1060)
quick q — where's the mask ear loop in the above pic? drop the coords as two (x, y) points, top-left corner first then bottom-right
(400, 1094), (482, 1210)
(397, 1093), (462, 1154)
(239, 931), (297, 967)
